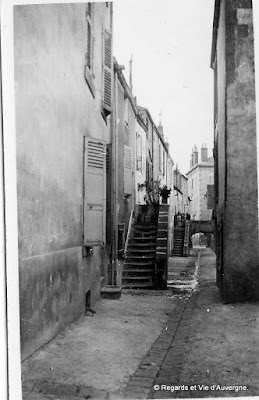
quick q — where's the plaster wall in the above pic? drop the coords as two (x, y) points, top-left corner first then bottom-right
(223, 0), (259, 300)
(215, 0), (226, 214)
(14, 3), (111, 358)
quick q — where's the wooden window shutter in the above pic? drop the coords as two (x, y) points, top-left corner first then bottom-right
(83, 138), (106, 245)
(86, 21), (92, 69)
(87, 3), (92, 18)
(103, 30), (112, 114)
(136, 134), (142, 171)
(124, 146), (133, 195)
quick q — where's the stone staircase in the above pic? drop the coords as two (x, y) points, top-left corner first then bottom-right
(171, 227), (185, 257)
(122, 221), (157, 289)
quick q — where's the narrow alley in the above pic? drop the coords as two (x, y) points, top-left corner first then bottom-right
(21, 248), (259, 399)
(2, 2), (259, 400)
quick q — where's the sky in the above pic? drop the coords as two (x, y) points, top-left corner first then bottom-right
(113, 0), (215, 174)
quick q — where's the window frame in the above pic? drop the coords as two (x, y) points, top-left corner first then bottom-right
(84, 3), (95, 97)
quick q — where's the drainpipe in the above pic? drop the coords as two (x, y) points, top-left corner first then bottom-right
(111, 66), (118, 286)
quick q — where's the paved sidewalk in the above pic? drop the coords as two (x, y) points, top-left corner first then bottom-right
(21, 251), (198, 400)
(120, 248), (259, 399)
(21, 248), (259, 399)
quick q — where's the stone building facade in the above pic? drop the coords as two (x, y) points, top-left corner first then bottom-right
(211, 0), (259, 302)
(14, 3), (113, 359)
(13, 2), (176, 360)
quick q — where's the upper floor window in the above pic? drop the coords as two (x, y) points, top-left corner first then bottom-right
(102, 29), (112, 116)
(84, 3), (95, 97)
(163, 150), (165, 176)
(86, 3), (94, 72)
(124, 99), (129, 125)
(159, 143), (161, 173)
(136, 133), (143, 172)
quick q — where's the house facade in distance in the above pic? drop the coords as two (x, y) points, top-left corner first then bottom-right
(186, 145), (214, 221)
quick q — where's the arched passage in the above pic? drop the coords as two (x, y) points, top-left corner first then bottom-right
(188, 220), (216, 250)
(189, 220), (216, 236)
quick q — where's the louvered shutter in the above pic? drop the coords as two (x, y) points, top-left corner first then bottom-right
(124, 146), (133, 195)
(86, 21), (92, 69)
(103, 30), (112, 114)
(83, 138), (106, 245)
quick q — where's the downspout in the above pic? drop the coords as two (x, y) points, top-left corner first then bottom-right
(111, 65), (118, 286)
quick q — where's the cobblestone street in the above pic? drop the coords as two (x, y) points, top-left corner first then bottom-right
(21, 248), (259, 399)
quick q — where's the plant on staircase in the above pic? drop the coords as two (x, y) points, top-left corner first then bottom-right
(138, 179), (171, 205)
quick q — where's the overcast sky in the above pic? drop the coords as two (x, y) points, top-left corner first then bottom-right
(113, 0), (215, 174)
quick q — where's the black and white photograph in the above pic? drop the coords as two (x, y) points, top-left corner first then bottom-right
(0, 0), (259, 399)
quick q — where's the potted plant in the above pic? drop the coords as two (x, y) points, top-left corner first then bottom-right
(138, 179), (161, 206)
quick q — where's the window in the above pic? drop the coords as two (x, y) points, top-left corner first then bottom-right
(85, 3), (95, 97)
(86, 4), (93, 71)
(102, 29), (112, 116)
(159, 143), (161, 173)
(136, 133), (142, 172)
(124, 146), (133, 195)
(86, 21), (92, 69)
(87, 3), (92, 18)
(124, 98), (129, 125)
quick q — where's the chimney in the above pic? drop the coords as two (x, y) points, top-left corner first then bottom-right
(193, 145), (198, 165)
(191, 150), (194, 167)
(157, 122), (164, 138)
(129, 54), (133, 93)
(201, 143), (208, 162)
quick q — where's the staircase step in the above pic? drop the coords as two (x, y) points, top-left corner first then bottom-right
(125, 256), (156, 262)
(122, 274), (154, 283)
(126, 249), (156, 254)
(129, 236), (157, 241)
(123, 268), (154, 274)
(128, 242), (156, 246)
(124, 261), (155, 267)
(133, 223), (157, 227)
(132, 231), (157, 237)
(122, 282), (156, 289)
